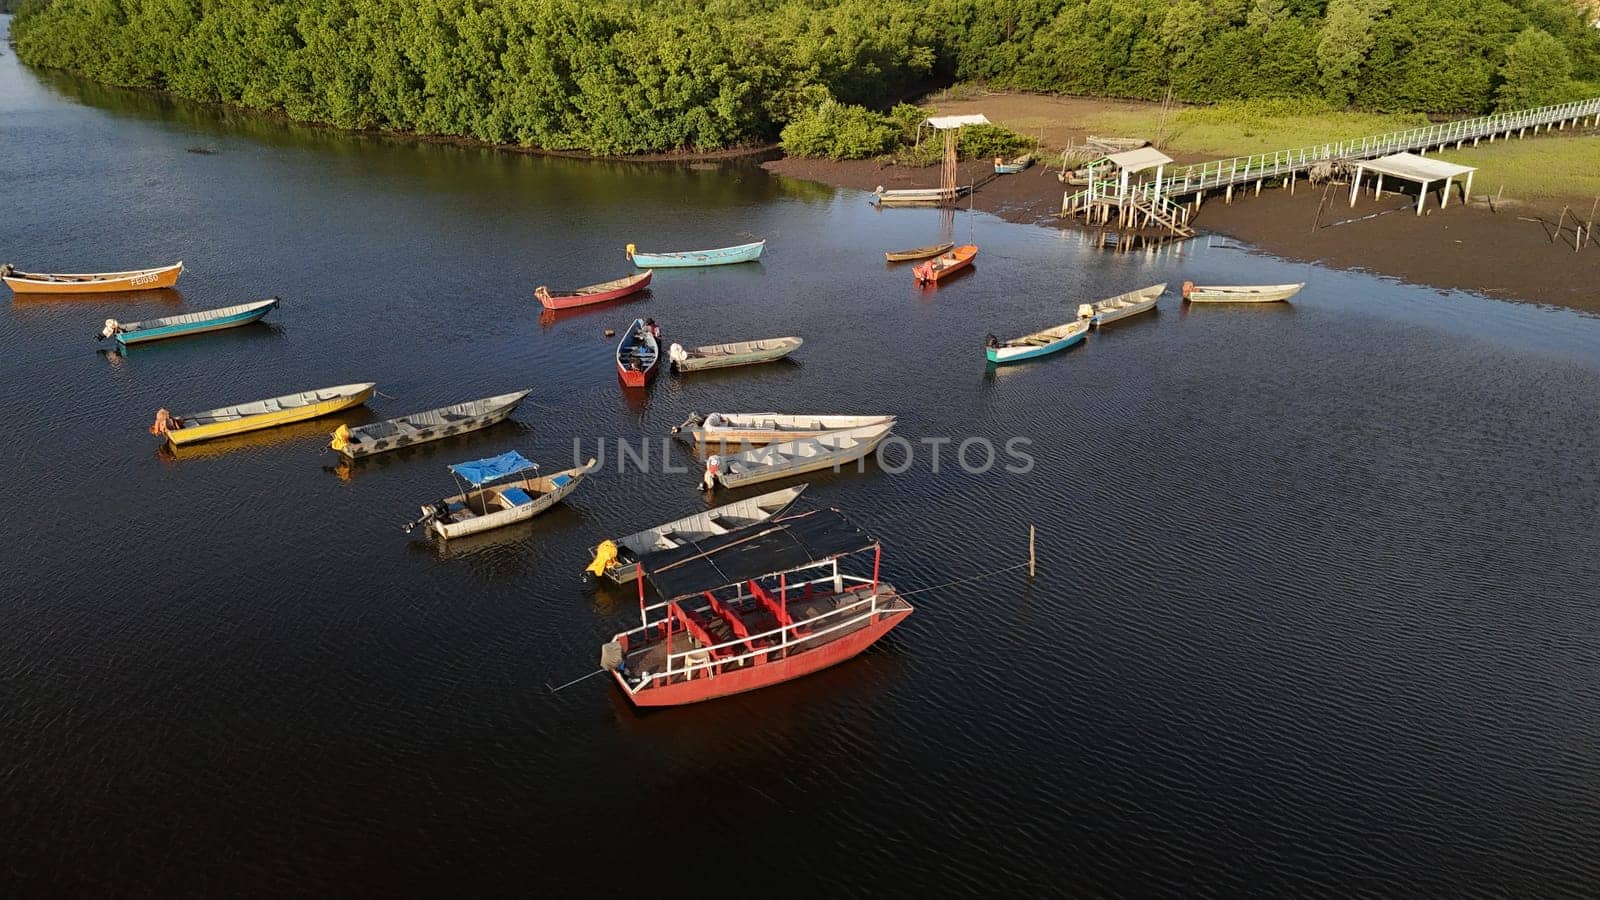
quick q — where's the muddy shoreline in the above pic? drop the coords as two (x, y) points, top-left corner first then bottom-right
(762, 156), (1600, 312)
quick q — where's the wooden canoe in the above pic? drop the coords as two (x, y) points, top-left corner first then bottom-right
(1076, 283), (1166, 327)
(986, 318), (1091, 365)
(332, 389), (531, 459)
(673, 412), (896, 449)
(874, 186), (970, 206)
(885, 242), (955, 262)
(426, 458), (596, 540)
(157, 382), (375, 447)
(626, 240), (765, 268)
(668, 336), (802, 372)
(913, 245), (978, 284)
(617, 318), (660, 387)
(595, 485), (807, 583)
(994, 154), (1034, 174)
(714, 423), (894, 489)
(536, 270), (652, 310)
(1182, 282), (1304, 303)
(3, 261), (183, 294)
(102, 298), (278, 347)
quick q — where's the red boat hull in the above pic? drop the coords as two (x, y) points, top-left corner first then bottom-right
(536, 270), (652, 310)
(617, 361), (657, 388)
(612, 607), (912, 707)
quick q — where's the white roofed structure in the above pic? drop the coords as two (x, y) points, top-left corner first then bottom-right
(1349, 152), (1476, 215)
(1102, 146), (1173, 173)
(922, 114), (991, 130)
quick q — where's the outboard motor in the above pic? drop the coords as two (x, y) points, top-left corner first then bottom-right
(97, 319), (121, 341)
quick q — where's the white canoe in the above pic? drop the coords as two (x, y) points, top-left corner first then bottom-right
(333, 389), (531, 459)
(427, 458), (596, 540)
(597, 485), (807, 583)
(674, 412), (896, 449)
(669, 336), (802, 372)
(1182, 282), (1304, 303)
(1077, 283), (1166, 326)
(715, 423), (894, 489)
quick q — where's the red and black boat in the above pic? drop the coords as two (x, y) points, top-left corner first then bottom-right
(600, 508), (914, 707)
(616, 318), (659, 387)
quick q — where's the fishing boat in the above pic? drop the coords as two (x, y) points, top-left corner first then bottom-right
(3, 261), (183, 294)
(873, 186), (970, 207)
(151, 382), (374, 448)
(710, 422), (893, 489)
(913, 244), (978, 284)
(536, 270), (652, 310)
(406, 451), (596, 540)
(994, 153), (1034, 174)
(673, 412), (896, 450)
(600, 507), (914, 707)
(616, 318), (660, 387)
(589, 485), (807, 584)
(985, 318), (1091, 365)
(331, 389), (531, 459)
(1182, 282), (1305, 303)
(884, 242), (955, 262)
(668, 336), (802, 373)
(98, 298), (278, 348)
(626, 241), (765, 268)
(1076, 283), (1166, 327)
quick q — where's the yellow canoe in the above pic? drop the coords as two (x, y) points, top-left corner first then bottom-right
(160, 383), (376, 447)
(2, 261), (183, 294)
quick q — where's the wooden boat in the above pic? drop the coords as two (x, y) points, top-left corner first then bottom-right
(99, 298), (278, 348)
(409, 451), (596, 540)
(994, 153), (1034, 174)
(884, 242), (954, 262)
(153, 382), (374, 448)
(873, 186), (970, 206)
(3, 261), (183, 294)
(331, 389), (531, 459)
(601, 508), (913, 707)
(986, 318), (1091, 365)
(913, 245), (978, 284)
(616, 318), (660, 387)
(1076, 283), (1166, 327)
(673, 412), (896, 449)
(536, 270), (652, 310)
(668, 336), (802, 372)
(1182, 281), (1305, 303)
(711, 422), (894, 489)
(591, 485), (807, 584)
(626, 241), (765, 268)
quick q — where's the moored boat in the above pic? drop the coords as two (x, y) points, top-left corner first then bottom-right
(406, 451), (597, 540)
(1076, 283), (1166, 327)
(985, 318), (1091, 365)
(873, 186), (970, 206)
(151, 382), (375, 447)
(673, 412), (896, 450)
(536, 270), (652, 310)
(601, 507), (914, 707)
(3, 261), (183, 294)
(617, 318), (661, 387)
(626, 241), (765, 268)
(884, 242), (955, 262)
(1182, 281), (1305, 303)
(331, 389), (531, 459)
(994, 153), (1034, 174)
(99, 298), (279, 348)
(913, 244), (978, 284)
(709, 422), (894, 489)
(668, 336), (802, 372)
(588, 485), (807, 584)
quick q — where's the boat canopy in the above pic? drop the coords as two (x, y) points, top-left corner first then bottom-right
(449, 450), (535, 486)
(639, 508), (876, 600)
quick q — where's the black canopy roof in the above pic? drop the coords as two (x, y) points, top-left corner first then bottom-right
(639, 508), (876, 600)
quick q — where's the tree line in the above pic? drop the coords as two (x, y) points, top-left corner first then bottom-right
(11, 0), (1600, 156)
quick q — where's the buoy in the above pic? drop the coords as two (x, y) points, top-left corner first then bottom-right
(604, 329), (616, 337)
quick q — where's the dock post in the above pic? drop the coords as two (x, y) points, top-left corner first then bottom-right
(1375, 174), (1383, 200)
(1255, 179), (1262, 197)
(1349, 165), (1364, 207)
(1029, 526), (1036, 578)
(1226, 184), (1233, 204)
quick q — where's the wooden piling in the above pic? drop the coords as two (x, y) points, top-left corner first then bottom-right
(1028, 525), (1036, 578)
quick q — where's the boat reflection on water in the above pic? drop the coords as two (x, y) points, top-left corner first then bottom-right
(111, 321), (285, 357)
(538, 291), (651, 328)
(7, 287), (185, 306)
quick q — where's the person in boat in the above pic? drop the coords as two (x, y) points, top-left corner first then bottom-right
(700, 454), (721, 492)
(148, 408), (183, 435)
(645, 318), (660, 340)
(985, 333), (1000, 349)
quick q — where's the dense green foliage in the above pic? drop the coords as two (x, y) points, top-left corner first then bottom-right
(11, 0), (1600, 154)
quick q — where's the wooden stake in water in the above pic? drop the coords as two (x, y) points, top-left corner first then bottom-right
(1029, 525), (1036, 578)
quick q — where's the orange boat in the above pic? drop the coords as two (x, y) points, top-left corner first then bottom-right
(912, 245), (977, 284)
(2, 261), (183, 294)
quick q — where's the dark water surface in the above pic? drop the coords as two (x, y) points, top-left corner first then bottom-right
(4, 20), (1599, 896)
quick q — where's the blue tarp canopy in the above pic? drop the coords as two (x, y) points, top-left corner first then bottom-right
(449, 450), (535, 486)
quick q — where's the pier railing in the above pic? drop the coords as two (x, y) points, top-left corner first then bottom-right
(1157, 96), (1600, 198)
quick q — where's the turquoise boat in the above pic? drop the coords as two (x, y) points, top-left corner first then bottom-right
(626, 240), (765, 268)
(985, 317), (1091, 365)
(100, 298), (279, 348)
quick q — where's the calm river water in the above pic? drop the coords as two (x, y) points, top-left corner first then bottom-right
(3, 18), (1599, 896)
